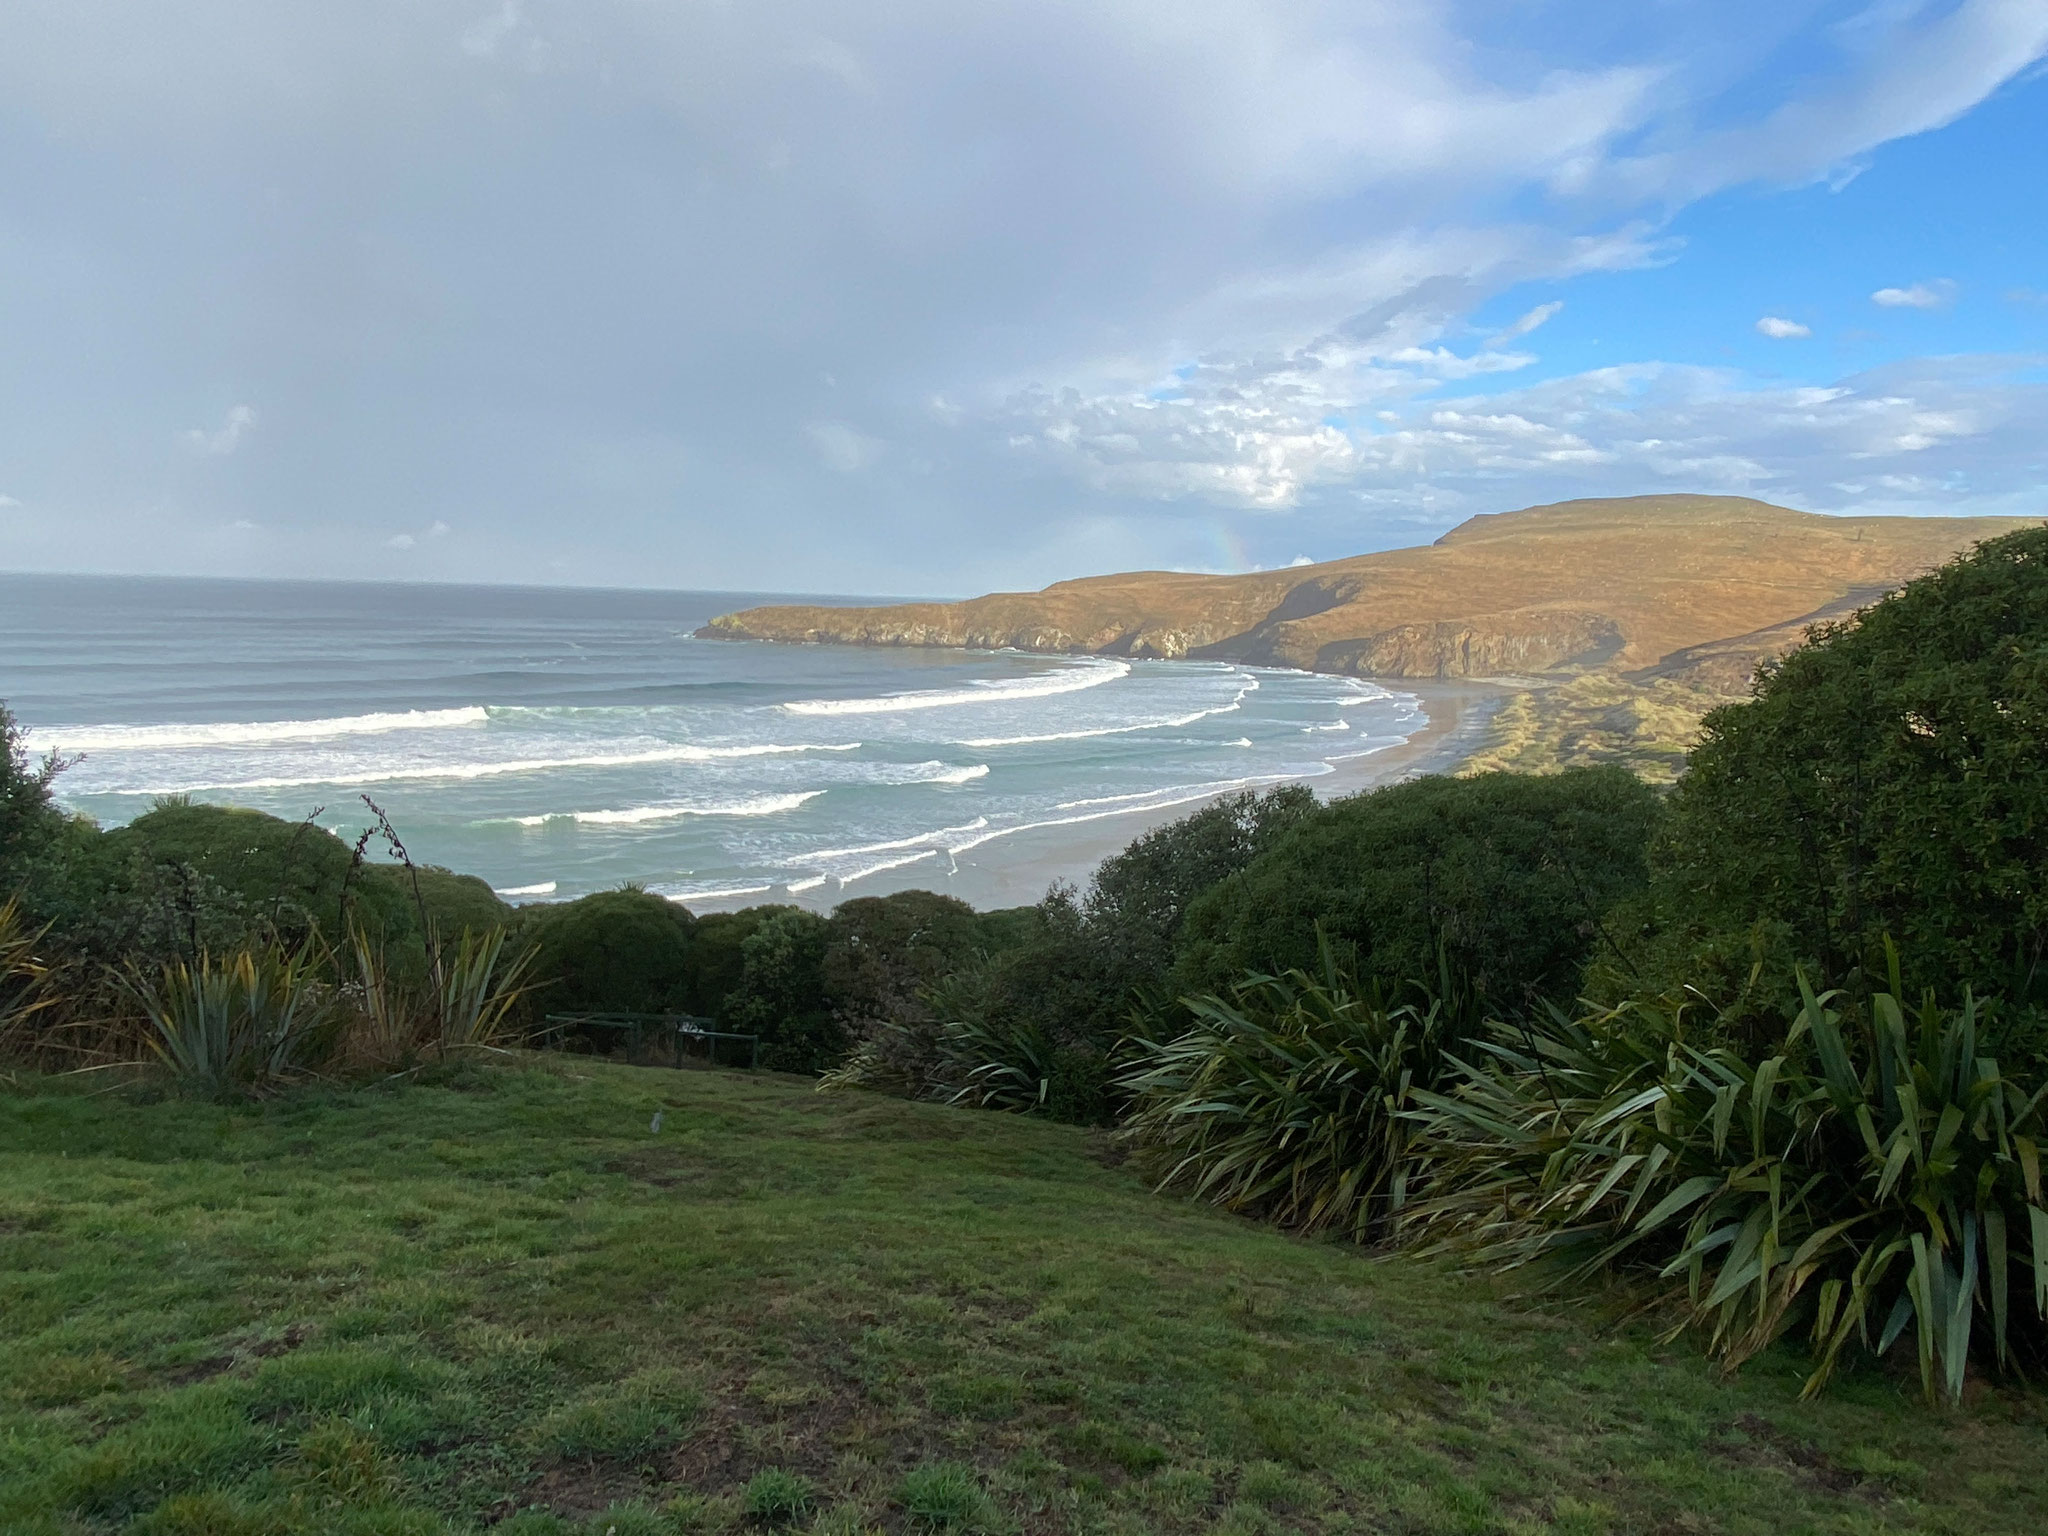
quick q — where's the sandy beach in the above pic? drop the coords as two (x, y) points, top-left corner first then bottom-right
(764, 677), (1510, 913)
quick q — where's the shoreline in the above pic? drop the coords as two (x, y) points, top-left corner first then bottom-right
(686, 677), (1511, 914)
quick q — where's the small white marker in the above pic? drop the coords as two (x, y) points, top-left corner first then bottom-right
(649, 1111), (664, 1134)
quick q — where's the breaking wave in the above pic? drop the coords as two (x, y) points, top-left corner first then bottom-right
(118, 741), (859, 794)
(783, 659), (1129, 715)
(23, 706), (491, 754)
(502, 791), (824, 827)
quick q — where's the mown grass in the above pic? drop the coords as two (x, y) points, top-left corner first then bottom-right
(2, 1058), (2044, 1535)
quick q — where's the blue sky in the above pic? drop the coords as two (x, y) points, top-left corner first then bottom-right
(0, 2), (2044, 594)
(1463, 74), (2048, 388)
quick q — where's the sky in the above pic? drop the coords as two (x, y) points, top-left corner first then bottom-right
(1, 1), (2044, 597)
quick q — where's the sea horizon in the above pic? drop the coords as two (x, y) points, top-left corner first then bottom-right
(1, 570), (1456, 912)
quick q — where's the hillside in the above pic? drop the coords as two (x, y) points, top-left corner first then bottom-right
(705, 496), (2037, 778)
(5, 1060), (2044, 1533)
(707, 496), (2029, 680)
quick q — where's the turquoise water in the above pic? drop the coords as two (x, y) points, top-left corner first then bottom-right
(1, 574), (1423, 908)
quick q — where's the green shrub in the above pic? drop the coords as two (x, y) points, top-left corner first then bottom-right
(1644, 525), (2048, 1025)
(682, 905), (776, 1017)
(1175, 768), (1661, 1012)
(831, 793), (1315, 1121)
(743, 1467), (815, 1524)
(521, 889), (697, 1017)
(822, 889), (986, 1031)
(0, 702), (67, 895)
(724, 906), (844, 1073)
(921, 953), (1113, 1122)
(1402, 956), (2048, 1402)
(1085, 786), (1318, 984)
(1119, 947), (1474, 1240)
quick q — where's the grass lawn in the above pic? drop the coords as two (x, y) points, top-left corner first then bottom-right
(2, 1058), (2043, 1536)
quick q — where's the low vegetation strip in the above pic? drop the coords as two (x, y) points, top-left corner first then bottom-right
(3, 1060), (2045, 1535)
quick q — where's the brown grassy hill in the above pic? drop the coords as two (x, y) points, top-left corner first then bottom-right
(705, 495), (2034, 685)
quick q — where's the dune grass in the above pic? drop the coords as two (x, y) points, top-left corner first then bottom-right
(1457, 674), (1733, 784)
(2, 1058), (2044, 1535)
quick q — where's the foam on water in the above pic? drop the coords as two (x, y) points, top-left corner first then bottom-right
(783, 658), (1129, 714)
(23, 706), (491, 754)
(504, 790), (825, 827)
(115, 741), (861, 794)
(7, 575), (1434, 907)
(806, 818), (991, 860)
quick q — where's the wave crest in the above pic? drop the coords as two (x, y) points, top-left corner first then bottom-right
(503, 791), (824, 827)
(110, 741), (859, 794)
(782, 659), (1129, 715)
(23, 706), (490, 754)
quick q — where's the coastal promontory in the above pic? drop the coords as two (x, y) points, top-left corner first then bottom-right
(704, 494), (2039, 777)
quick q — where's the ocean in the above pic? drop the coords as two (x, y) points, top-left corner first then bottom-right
(0, 573), (1431, 910)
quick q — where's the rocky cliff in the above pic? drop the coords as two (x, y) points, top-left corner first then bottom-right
(704, 495), (2036, 685)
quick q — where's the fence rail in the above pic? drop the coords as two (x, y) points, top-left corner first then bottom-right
(540, 1011), (760, 1070)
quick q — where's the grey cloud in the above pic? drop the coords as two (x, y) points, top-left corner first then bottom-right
(0, 2), (2042, 592)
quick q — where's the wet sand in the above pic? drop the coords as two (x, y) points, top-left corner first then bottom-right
(750, 678), (1510, 913)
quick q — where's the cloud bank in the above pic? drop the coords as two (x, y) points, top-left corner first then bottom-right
(0, 1), (2042, 589)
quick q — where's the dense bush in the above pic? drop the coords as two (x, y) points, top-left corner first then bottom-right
(896, 789), (1323, 1121)
(518, 888), (697, 1017)
(1176, 768), (1661, 1011)
(0, 704), (66, 894)
(1083, 786), (1318, 991)
(723, 906), (844, 1073)
(1401, 959), (2048, 1402)
(1643, 525), (2048, 1026)
(821, 889), (989, 1032)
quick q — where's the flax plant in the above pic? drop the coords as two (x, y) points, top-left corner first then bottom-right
(348, 923), (532, 1065)
(1117, 943), (1473, 1241)
(130, 945), (336, 1091)
(1402, 952), (2048, 1402)
(0, 897), (54, 1048)
(434, 925), (533, 1050)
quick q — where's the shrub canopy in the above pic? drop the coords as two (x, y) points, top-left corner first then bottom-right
(520, 888), (696, 1016)
(1176, 768), (1662, 1010)
(1649, 525), (2048, 1017)
(723, 905), (842, 1072)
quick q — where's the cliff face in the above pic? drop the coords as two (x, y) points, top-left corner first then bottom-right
(702, 496), (2037, 683)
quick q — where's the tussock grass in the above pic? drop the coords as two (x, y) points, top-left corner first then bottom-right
(1459, 673), (1733, 783)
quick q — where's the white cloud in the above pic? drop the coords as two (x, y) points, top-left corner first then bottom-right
(0, 494), (20, 509)
(386, 533), (416, 549)
(1592, 0), (2048, 201)
(1288, 553), (1314, 566)
(461, 2), (521, 59)
(182, 404), (256, 456)
(1873, 280), (1956, 308)
(1755, 316), (1811, 339)
(994, 347), (2048, 522)
(428, 519), (452, 537)
(1494, 301), (1564, 343)
(806, 421), (883, 474)
(1385, 345), (1537, 378)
